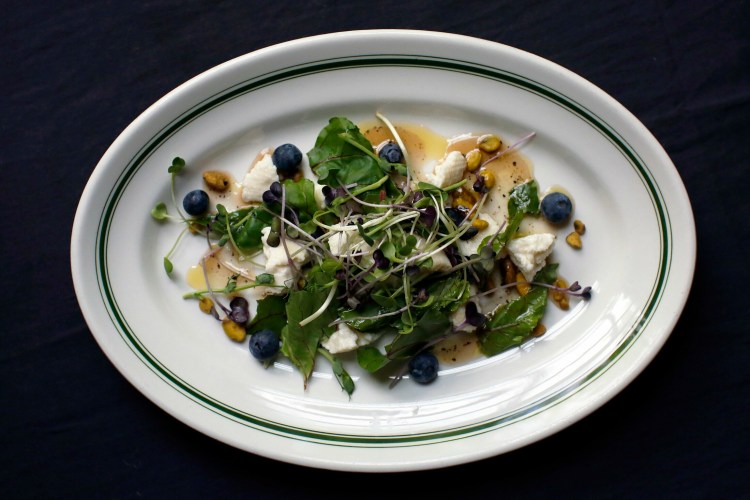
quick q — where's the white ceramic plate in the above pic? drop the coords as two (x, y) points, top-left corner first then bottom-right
(71, 30), (695, 472)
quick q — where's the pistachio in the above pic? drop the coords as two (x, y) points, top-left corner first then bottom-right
(574, 219), (586, 235)
(472, 218), (489, 230)
(516, 272), (531, 296)
(202, 170), (231, 192)
(566, 231), (582, 249)
(222, 319), (247, 342)
(465, 149), (482, 171)
(477, 134), (501, 153)
(478, 169), (495, 189)
(198, 297), (214, 314)
(531, 323), (547, 337)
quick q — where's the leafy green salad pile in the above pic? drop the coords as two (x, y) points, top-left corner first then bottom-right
(152, 116), (591, 396)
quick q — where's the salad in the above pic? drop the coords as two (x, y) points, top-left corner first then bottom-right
(151, 113), (591, 395)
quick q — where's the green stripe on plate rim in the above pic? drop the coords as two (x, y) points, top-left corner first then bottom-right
(95, 54), (671, 447)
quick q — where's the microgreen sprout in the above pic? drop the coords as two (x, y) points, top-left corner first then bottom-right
(480, 131), (536, 168)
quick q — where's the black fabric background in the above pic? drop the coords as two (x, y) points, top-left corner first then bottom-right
(3, 1), (749, 497)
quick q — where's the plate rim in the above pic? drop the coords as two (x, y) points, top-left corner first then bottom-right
(71, 29), (696, 471)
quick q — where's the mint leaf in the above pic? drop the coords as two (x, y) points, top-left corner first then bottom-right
(478, 263), (557, 356)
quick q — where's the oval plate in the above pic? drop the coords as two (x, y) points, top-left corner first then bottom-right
(71, 30), (695, 472)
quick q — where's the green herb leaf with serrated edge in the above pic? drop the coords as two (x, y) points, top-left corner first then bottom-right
(356, 346), (390, 373)
(386, 309), (451, 359)
(151, 202), (168, 220)
(281, 290), (337, 384)
(478, 263), (557, 356)
(247, 295), (287, 336)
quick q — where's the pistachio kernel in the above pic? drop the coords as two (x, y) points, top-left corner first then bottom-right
(532, 323), (547, 337)
(566, 231), (582, 249)
(221, 319), (247, 342)
(477, 134), (501, 153)
(465, 149), (482, 171)
(198, 297), (214, 314)
(574, 219), (586, 235)
(478, 169), (496, 189)
(472, 218), (489, 230)
(202, 170), (231, 192)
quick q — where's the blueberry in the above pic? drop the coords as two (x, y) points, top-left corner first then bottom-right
(379, 142), (403, 163)
(541, 192), (573, 223)
(249, 329), (280, 361)
(272, 144), (302, 175)
(182, 189), (209, 216)
(408, 352), (439, 384)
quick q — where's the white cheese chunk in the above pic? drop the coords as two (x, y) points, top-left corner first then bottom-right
(505, 233), (556, 281)
(429, 151), (466, 188)
(415, 237), (453, 272)
(252, 227), (310, 296)
(449, 295), (482, 333)
(241, 154), (279, 203)
(313, 181), (327, 209)
(326, 225), (371, 256)
(321, 323), (359, 354)
(456, 215), (501, 257)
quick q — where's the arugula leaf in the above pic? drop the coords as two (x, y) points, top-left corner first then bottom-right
(307, 117), (387, 187)
(247, 295), (287, 336)
(281, 290), (337, 383)
(386, 309), (451, 359)
(356, 346), (390, 373)
(478, 263), (558, 356)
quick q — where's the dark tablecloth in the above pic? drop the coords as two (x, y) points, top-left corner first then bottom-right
(3, 1), (749, 497)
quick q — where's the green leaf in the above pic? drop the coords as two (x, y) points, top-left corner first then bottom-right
(356, 346), (390, 373)
(399, 235), (418, 256)
(283, 179), (318, 223)
(340, 302), (398, 332)
(168, 157), (185, 174)
(386, 309), (451, 359)
(281, 290), (337, 383)
(255, 273), (275, 285)
(151, 202), (168, 220)
(319, 348), (355, 396)
(490, 180), (540, 251)
(247, 295), (287, 336)
(163, 256), (173, 274)
(307, 117), (386, 187)
(229, 208), (273, 253)
(478, 264), (557, 356)
(420, 275), (470, 312)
